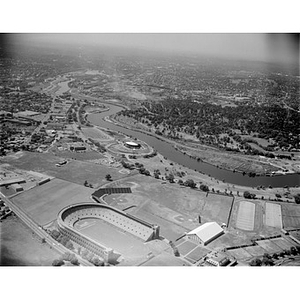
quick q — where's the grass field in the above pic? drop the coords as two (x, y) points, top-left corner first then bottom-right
(105, 174), (233, 225)
(10, 178), (93, 225)
(82, 127), (113, 141)
(236, 201), (255, 231)
(1, 151), (128, 188)
(0, 216), (58, 266)
(265, 203), (282, 228)
(227, 248), (253, 260)
(186, 246), (210, 262)
(271, 237), (297, 250)
(243, 245), (265, 257)
(177, 240), (197, 255)
(256, 240), (283, 253)
(281, 203), (300, 229)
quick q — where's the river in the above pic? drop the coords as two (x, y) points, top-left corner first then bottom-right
(87, 103), (299, 188)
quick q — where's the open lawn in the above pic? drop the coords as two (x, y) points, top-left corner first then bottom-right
(10, 178), (93, 225)
(1, 151), (128, 188)
(0, 216), (58, 266)
(105, 174), (233, 225)
(82, 127), (113, 141)
(281, 203), (300, 229)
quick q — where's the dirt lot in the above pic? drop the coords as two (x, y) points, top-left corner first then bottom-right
(0, 215), (58, 266)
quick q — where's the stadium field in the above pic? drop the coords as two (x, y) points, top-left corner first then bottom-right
(10, 178), (93, 225)
(76, 218), (150, 258)
(236, 201), (255, 231)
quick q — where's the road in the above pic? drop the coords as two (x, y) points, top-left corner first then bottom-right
(0, 192), (92, 266)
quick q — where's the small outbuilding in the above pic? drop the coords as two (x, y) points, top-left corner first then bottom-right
(186, 222), (224, 245)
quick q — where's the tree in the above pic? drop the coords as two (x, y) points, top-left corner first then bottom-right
(185, 179), (196, 188)
(249, 258), (262, 266)
(71, 258), (79, 265)
(166, 173), (175, 183)
(50, 229), (60, 240)
(105, 174), (112, 181)
(65, 241), (74, 250)
(243, 191), (251, 199)
(200, 184), (209, 192)
(294, 194), (300, 204)
(178, 179), (184, 185)
(52, 259), (64, 266)
(92, 257), (104, 266)
(290, 246), (297, 255)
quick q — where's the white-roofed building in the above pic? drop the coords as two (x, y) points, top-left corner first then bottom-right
(186, 222), (224, 245)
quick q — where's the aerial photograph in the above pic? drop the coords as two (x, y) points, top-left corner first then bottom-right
(0, 31), (299, 269)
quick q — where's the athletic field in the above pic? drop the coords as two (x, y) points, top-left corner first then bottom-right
(75, 218), (150, 259)
(265, 203), (282, 228)
(236, 201), (255, 231)
(10, 178), (93, 225)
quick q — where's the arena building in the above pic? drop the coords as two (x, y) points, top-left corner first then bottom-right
(124, 141), (141, 149)
(186, 222), (224, 246)
(57, 203), (160, 263)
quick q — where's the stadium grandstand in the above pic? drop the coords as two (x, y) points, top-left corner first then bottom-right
(92, 187), (132, 201)
(57, 203), (160, 263)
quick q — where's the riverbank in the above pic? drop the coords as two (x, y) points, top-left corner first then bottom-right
(110, 114), (292, 177)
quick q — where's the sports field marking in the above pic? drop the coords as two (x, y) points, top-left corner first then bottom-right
(236, 201), (255, 231)
(265, 203), (282, 228)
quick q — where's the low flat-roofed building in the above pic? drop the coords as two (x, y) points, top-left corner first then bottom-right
(11, 183), (24, 192)
(186, 222), (224, 245)
(0, 178), (26, 187)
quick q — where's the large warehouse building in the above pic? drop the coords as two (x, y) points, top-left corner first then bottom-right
(186, 222), (224, 245)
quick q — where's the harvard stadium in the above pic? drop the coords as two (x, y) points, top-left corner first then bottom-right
(57, 203), (160, 263)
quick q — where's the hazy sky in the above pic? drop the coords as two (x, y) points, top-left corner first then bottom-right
(6, 33), (300, 65)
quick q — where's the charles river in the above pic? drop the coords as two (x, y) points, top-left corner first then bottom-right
(55, 80), (299, 188)
(87, 104), (299, 188)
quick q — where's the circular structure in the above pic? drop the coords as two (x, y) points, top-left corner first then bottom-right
(124, 141), (141, 149)
(57, 203), (159, 263)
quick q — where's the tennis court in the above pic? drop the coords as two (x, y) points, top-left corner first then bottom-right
(236, 201), (255, 231)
